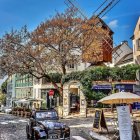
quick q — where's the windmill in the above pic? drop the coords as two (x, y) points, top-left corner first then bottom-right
(64, 0), (122, 64)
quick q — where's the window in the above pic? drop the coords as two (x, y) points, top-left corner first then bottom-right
(136, 55), (140, 64)
(36, 111), (58, 119)
(59, 45), (64, 52)
(133, 44), (135, 53)
(42, 77), (48, 84)
(59, 42), (66, 52)
(35, 79), (40, 84)
(68, 63), (75, 69)
(136, 38), (140, 51)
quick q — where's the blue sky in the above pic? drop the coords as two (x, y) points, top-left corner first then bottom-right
(0, 0), (140, 46)
(0, 0), (140, 84)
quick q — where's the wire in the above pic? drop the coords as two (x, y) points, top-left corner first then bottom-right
(93, 0), (109, 15)
(101, 0), (120, 18)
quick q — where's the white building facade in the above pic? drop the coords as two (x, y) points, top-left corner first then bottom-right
(131, 17), (140, 64)
(106, 41), (133, 67)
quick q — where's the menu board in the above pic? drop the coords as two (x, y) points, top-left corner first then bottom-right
(93, 110), (102, 129)
(93, 109), (108, 131)
(117, 106), (132, 140)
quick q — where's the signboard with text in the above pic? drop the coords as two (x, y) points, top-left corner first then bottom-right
(117, 106), (132, 140)
(93, 109), (108, 132)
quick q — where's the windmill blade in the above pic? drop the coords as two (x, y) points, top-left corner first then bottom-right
(93, 0), (120, 18)
(64, 0), (121, 61)
(100, 0), (120, 18)
(64, 0), (88, 19)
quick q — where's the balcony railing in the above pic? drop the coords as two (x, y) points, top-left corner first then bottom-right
(15, 82), (33, 87)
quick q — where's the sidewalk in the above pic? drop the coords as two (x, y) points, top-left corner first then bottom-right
(62, 113), (115, 140)
(63, 110), (140, 140)
(89, 130), (110, 140)
(0, 112), (5, 115)
(87, 110), (140, 140)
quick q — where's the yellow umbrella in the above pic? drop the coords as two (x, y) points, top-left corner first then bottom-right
(98, 92), (140, 104)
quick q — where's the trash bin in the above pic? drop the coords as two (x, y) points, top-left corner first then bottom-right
(133, 120), (140, 140)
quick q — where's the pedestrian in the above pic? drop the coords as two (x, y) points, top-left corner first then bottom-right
(31, 105), (36, 118)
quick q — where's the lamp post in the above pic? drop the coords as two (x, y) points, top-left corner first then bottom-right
(108, 76), (113, 94)
(108, 77), (114, 112)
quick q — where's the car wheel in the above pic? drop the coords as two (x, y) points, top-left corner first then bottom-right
(31, 130), (34, 140)
(31, 130), (39, 140)
(26, 125), (30, 139)
(33, 131), (39, 140)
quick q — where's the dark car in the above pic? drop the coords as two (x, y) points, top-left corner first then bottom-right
(26, 109), (70, 140)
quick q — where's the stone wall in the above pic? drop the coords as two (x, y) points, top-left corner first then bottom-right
(63, 81), (87, 117)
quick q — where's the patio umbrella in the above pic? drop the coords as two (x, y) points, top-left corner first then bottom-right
(27, 98), (44, 102)
(15, 99), (29, 104)
(98, 91), (140, 104)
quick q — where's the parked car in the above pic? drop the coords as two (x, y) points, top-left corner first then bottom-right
(2, 107), (12, 114)
(26, 109), (70, 140)
(0, 105), (2, 112)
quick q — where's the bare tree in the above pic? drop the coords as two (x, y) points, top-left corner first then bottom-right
(0, 8), (112, 96)
(0, 8), (84, 95)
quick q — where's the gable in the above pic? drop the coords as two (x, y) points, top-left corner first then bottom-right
(134, 17), (140, 35)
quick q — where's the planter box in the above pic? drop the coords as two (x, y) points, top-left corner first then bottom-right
(24, 112), (31, 118)
(20, 111), (25, 117)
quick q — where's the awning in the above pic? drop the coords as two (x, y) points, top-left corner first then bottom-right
(92, 85), (112, 90)
(115, 84), (134, 90)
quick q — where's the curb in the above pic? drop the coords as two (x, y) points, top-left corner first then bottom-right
(89, 130), (110, 140)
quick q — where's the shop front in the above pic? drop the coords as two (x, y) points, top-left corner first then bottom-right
(114, 84), (134, 92)
(92, 81), (135, 93)
(92, 81), (112, 96)
(41, 89), (60, 109)
(63, 81), (87, 117)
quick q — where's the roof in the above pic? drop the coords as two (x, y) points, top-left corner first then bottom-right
(130, 35), (134, 40)
(112, 44), (121, 53)
(133, 16), (140, 34)
(113, 40), (131, 53)
(90, 16), (114, 34)
(115, 52), (133, 66)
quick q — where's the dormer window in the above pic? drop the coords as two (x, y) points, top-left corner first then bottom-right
(68, 63), (75, 69)
(59, 44), (64, 52)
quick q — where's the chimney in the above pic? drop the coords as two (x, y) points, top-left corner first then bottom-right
(121, 40), (128, 45)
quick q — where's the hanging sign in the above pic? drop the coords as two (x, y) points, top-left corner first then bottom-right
(49, 90), (54, 96)
(117, 106), (132, 140)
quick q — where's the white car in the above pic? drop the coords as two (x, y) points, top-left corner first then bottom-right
(3, 107), (12, 113)
(0, 105), (4, 112)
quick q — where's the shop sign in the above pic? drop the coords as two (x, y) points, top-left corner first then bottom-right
(92, 85), (112, 90)
(49, 90), (54, 96)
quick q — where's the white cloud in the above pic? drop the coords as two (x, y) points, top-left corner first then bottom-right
(122, 25), (130, 29)
(108, 20), (118, 28)
(102, 16), (108, 20)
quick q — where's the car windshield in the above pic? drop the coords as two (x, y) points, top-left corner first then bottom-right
(36, 111), (58, 119)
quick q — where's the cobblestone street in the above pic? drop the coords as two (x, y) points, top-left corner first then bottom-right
(0, 113), (93, 140)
